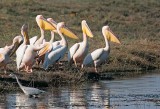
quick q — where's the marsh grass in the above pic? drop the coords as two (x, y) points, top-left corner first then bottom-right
(0, 0), (159, 90)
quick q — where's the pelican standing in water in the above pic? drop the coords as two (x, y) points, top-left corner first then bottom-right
(82, 26), (121, 72)
(42, 22), (78, 70)
(9, 73), (45, 97)
(68, 20), (93, 67)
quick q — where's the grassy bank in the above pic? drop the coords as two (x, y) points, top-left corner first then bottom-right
(0, 0), (159, 91)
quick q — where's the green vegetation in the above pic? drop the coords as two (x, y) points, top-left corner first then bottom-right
(0, 0), (159, 90)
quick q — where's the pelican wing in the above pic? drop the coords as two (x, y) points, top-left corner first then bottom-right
(43, 45), (67, 70)
(68, 43), (80, 62)
(29, 36), (38, 45)
(32, 43), (47, 52)
(16, 45), (27, 70)
(83, 48), (104, 66)
(52, 40), (61, 49)
(38, 42), (53, 56)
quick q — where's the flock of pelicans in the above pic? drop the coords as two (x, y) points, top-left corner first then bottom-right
(0, 15), (121, 96)
(0, 15), (121, 74)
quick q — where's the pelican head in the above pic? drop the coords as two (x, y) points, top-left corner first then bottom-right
(47, 18), (57, 27)
(21, 24), (30, 45)
(36, 15), (56, 31)
(2, 45), (14, 56)
(47, 18), (58, 33)
(57, 22), (79, 39)
(21, 24), (28, 34)
(82, 20), (93, 38)
(57, 22), (65, 28)
(102, 25), (121, 44)
(9, 36), (23, 57)
(9, 24), (29, 57)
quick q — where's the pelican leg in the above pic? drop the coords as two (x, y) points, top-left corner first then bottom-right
(94, 67), (98, 73)
(27, 65), (33, 73)
(19, 63), (25, 72)
(94, 62), (98, 73)
(24, 65), (28, 72)
(81, 64), (84, 69)
(4, 65), (7, 74)
(73, 59), (77, 67)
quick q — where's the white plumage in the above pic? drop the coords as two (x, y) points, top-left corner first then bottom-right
(29, 36), (38, 45)
(42, 22), (78, 70)
(16, 24), (46, 73)
(68, 20), (93, 66)
(43, 45), (67, 69)
(82, 25), (120, 72)
(42, 22), (68, 70)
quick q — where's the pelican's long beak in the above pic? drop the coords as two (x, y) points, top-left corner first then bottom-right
(9, 41), (22, 57)
(9, 36), (23, 57)
(36, 15), (56, 31)
(38, 42), (52, 57)
(61, 27), (79, 39)
(57, 22), (78, 39)
(82, 20), (93, 38)
(106, 28), (121, 44)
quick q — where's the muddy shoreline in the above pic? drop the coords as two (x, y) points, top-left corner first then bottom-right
(0, 67), (159, 94)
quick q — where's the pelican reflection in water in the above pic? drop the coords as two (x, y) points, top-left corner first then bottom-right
(46, 82), (110, 108)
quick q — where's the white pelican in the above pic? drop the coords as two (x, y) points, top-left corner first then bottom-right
(9, 73), (45, 97)
(82, 26), (121, 72)
(42, 22), (78, 70)
(68, 20), (93, 67)
(47, 18), (62, 47)
(30, 15), (56, 46)
(0, 36), (23, 73)
(0, 45), (14, 73)
(34, 16), (57, 65)
(16, 24), (48, 73)
(36, 18), (58, 65)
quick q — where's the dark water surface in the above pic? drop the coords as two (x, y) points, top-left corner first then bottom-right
(1, 71), (160, 109)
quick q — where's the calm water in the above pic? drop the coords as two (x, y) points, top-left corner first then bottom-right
(1, 71), (160, 109)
